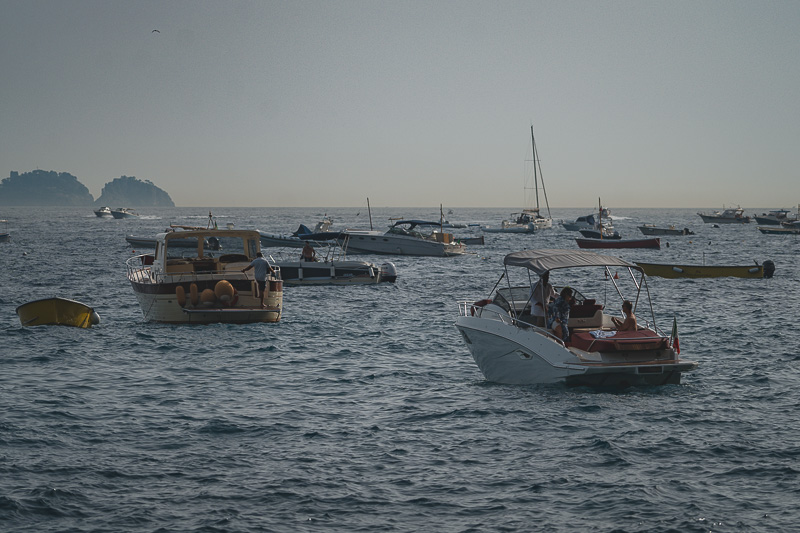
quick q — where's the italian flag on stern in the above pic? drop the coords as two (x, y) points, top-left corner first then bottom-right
(671, 316), (680, 355)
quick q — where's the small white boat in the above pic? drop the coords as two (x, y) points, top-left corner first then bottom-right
(111, 208), (139, 219)
(339, 220), (466, 257)
(94, 206), (112, 217)
(0, 219), (9, 243)
(753, 208), (798, 226)
(270, 243), (397, 285)
(697, 206), (750, 223)
(455, 249), (697, 387)
(126, 227), (282, 323)
(562, 214), (601, 231)
(638, 225), (694, 236)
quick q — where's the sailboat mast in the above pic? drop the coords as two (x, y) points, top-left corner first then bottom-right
(531, 126), (540, 212)
(530, 126), (552, 219)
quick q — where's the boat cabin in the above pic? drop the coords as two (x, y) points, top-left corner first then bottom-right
(151, 229), (261, 275)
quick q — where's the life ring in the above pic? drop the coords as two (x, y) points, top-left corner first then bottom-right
(471, 298), (493, 316)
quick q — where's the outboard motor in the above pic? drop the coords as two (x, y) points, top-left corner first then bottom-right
(763, 260), (775, 278)
(380, 262), (398, 283)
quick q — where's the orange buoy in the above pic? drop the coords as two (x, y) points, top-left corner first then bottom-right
(214, 280), (235, 303)
(176, 285), (186, 307)
(200, 288), (216, 307)
(189, 283), (199, 306)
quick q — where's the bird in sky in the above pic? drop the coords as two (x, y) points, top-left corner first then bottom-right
(152, 29), (160, 33)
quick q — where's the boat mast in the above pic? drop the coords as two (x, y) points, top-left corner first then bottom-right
(530, 126), (552, 219)
(367, 197), (373, 230)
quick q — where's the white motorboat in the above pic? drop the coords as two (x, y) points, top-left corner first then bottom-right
(455, 249), (698, 387)
(94, 206), (112, 217)
(638, 224), (694, 236)
(268, 243), (397, 285)
(111, 208), (139, 219)
(0, 219), (8, 243)
(126, 227), (282, 323)
(338, 220), (467, 257)
(697, 206), (750, 223)
(753, 208), (798, 226)
(482, 126), (553, 233)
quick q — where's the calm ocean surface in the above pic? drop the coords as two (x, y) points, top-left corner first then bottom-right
(1, 206), (799, 532)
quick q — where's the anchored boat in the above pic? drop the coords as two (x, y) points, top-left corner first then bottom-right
(455, 249), (696, 387)
(126, 227), (282, 323)
(16, 298), (100, 328)
(634, 261), (774, 279)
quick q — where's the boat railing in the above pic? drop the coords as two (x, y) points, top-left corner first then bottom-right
(126, 254), (282, 284)
(457, 301), (566, 346)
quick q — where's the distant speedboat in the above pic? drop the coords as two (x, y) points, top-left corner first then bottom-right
(697, 206), (750, 223)
(338, 220), (467, 257)
(638, 225), (694, 236)
(753, 209), (797, 225)
(94, 206), (112, 217)
(273, 243), (397, 286)
(576, 237), (661, 249)
(0, 219), (9, 243)
(578, 228), (621, 239)
(16, 297), (100, 328)
(757, 226), (800, 235)
(111, 208), (139, 219)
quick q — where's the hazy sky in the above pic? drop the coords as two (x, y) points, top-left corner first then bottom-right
(2, 0), (798, 208)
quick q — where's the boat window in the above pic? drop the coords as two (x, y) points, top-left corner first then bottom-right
(201, 236), (246, 255)
(247, 239), (258, 258)
(165, 237), (202, 259)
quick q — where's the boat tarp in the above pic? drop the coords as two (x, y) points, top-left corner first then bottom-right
(503, 249), (641, 276)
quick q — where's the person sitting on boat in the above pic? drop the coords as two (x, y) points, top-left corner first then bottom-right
(547, 286), (573, 342)
(612, 300), (637, 331)
(242, 252), (275, 308)
(530, 271), (557, 327)
(300, 242), (317, 262)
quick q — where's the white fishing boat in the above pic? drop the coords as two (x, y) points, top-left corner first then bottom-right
(93, 206), (112, 217)
(455, 249), (697, 387)
(697, 206), (750, 223)
(0, 219), (9, 243)
(126, 227), (282, 323)
(482, 126), (553, 234)
(753, 208), (797, 226)
(111, 208), (139, 219)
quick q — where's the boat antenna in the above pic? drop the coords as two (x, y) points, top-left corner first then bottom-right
(367, 197), (373, 230)
(440, 203), (444, 233)
(598, 198), (603, 240)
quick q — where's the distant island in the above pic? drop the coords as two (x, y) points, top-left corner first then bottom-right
(95, 175), (174, 207)
(0, 170), (175, 207)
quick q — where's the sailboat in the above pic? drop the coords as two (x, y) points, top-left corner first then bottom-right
(482, 126), (553, 233)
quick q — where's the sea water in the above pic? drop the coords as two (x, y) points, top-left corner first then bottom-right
(1, 206), (799, 532)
